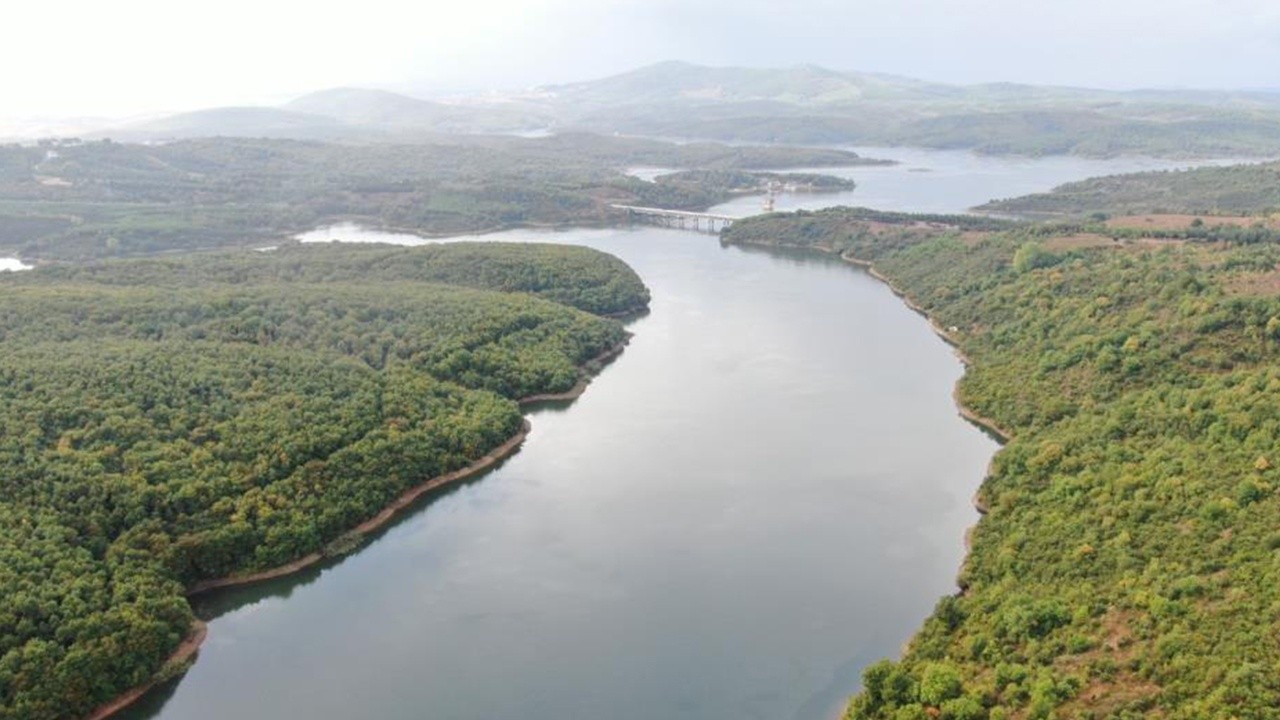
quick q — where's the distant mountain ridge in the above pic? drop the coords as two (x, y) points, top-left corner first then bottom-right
(285, 87), (447, 124)
(540, 61), (956, 106)
(80, 62), (1280, 158)
(542, 61), (1280, 111)
(284, 87), (551, 132)
(544, 63), (1280, 157)
(98, 107), (357, 142)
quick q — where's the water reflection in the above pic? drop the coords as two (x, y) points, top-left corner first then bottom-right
(706, 146), (1241, 217)
(128, 225), (997, 720)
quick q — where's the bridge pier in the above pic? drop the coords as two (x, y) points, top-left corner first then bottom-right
(612, 204), (737, 235)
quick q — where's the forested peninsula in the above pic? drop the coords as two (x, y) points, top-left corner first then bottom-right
(0, 242), (648, 720)
(724, 208), (1280, 719)
(979, 160), (1280, 219)
(0, 135), (870, 262)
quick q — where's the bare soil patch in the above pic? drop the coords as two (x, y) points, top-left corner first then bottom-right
(1226, 267), (1280, 297)
(1105, 214), (1280, 231)
(1043, 234), (1115, 251)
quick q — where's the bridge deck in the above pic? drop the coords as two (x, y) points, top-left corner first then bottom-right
(610, 204), (739, 222)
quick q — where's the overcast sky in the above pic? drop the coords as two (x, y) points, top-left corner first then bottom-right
(6, 0), (1280, 118)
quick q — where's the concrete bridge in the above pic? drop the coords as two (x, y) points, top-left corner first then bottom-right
(611, 204), (738, 233)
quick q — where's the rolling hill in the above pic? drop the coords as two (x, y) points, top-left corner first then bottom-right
(82, 62), (1280, 158)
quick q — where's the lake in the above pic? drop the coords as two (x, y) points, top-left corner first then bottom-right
(123, 224), (992, 720)
(127, 147), (1186, 720)
(639, 146), (1238, 217)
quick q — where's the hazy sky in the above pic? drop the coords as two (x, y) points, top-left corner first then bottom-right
(7, 0), (1280, 118)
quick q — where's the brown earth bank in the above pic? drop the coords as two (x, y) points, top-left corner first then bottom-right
(805, 242), (1012, 720)
(185, 418), (534, 596)
(856, 259), (1015, 443)
(722, 232), (1014, 452)
(85, 336), (630, 720)
(517, 340), (629, 403)
(83, 622), (208, 720)
(754, 232), (1010, 718)
(721, 233), (1012, 608)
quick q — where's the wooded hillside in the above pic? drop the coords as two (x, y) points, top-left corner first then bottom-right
(725, 208), (1280, 719)
(0, 242), (646, 720)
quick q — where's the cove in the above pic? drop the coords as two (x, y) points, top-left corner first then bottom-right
(119, 223), (996, 720)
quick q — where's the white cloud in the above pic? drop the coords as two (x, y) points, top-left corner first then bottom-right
(3, 0), (1279, 118)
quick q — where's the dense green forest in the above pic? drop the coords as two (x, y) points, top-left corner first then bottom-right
(16, 242), (649, 317)
(0, 134), (867, 261)
(652, 169), (858, 195)
(0, 242), (646, 720)
(979, 161), (1280, 218)
(724, 208), (1280, 719)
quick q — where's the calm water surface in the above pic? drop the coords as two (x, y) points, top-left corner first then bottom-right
(686, 146), (1238, 217)
(126, 224), (996, 720)
(133, 146), (1169, 720)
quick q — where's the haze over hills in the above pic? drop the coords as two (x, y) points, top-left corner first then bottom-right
(542, 60), (1280, 111)
(545, 62), (1280, 156)
(98, 107), (359, 143)
(541, 61), (959, 107)
(51, 61), (1280, 158)
(284, 87), (554, 132)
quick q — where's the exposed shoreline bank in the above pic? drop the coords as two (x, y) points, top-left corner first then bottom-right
(720, 234), (1009, 720)
(85, 336), (629, 720)
(727, 242), (1010, 569)
(84, 622), (207, 720)
(184, 417), (534, 596)
(728, 237), (1013, 443)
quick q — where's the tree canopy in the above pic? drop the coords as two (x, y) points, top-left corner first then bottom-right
(0, 241), (646, 720)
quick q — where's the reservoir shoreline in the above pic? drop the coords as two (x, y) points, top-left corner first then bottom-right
(82, 337), (629, 720)
(112, 217), (1010, 720)
(64, 147), (1200, 720)
(84, 623), (208, 720)
(725, 236), (1013, 442)
(717, 234), (1010, 717)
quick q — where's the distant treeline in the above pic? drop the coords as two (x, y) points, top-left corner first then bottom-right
(978, 161), (1280, 217)
(653, 169), (859, 194)
(0, 134), (868, 261)
(582, 108), (1280, 159)
(728, 206), (1280, 253)
(721, 207), (1014, 250)
(1024, 220), (1280, 246)
(24, 241), (650, 317)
